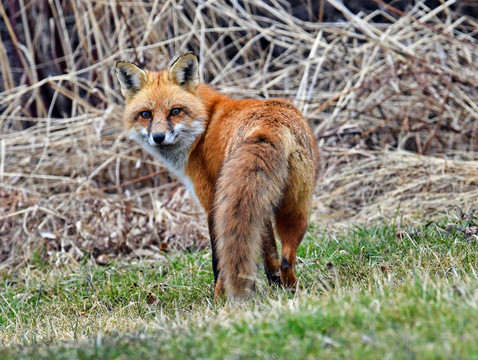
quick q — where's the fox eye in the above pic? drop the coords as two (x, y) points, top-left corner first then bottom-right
(170, 108), (181, 116)
(140, 111), (152, 119)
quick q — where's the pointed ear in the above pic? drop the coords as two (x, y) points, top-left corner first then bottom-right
(168, 53), (199, 91)
(115, 61), (147, 100)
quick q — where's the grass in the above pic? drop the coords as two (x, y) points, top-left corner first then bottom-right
(1, 218), (477, 359)
(2, 1), (478, 262)
(2, 1), (477, 358)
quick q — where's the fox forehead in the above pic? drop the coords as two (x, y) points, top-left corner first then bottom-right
(125, 70), (183, 109)
(122, 70), (206, 126)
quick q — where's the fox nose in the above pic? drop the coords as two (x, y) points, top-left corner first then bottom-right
(152, 133), (165, 144)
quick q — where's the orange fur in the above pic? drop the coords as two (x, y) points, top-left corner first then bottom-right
(116, 53), (319, 301)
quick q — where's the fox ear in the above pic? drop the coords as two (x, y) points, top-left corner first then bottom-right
(115, 61), (147, 100)
(168, 53), (199, 91)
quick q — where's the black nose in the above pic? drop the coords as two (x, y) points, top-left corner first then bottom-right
(152, 133), (165, 144)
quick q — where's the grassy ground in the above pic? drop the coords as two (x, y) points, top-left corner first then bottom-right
(2, 1), (477, 358)
(1, 217), (477, 359)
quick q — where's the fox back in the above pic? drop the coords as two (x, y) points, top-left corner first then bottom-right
(116, 53), (319, 301)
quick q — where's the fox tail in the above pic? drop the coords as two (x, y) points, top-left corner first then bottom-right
(213, 132), (290, 300)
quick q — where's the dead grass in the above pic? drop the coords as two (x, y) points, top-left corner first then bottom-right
(312, 149), (478, 225)
(1, 0), (478, 270)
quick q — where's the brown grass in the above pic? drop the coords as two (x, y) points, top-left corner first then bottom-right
(1, 0), (478, 270)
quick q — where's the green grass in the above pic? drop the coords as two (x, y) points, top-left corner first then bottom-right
(1, 218), (477, 359)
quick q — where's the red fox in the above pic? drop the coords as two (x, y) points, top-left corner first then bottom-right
(116, 53), (319, 301)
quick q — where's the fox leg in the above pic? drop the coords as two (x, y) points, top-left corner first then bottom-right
(213, 278), (225, 301)
(261, 219), (281, 286)
(208, 212), (225, 300)
(275, 210), (308, 289)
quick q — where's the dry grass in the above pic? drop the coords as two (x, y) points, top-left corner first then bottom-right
(1, 0), (478, 270)
(313, 149), (478, 224)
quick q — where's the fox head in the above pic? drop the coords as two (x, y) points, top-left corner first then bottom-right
(115, 53), (206, 151)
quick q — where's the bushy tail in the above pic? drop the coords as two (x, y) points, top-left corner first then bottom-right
(214, 133), (289, 300)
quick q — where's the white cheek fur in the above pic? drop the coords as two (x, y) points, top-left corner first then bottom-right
(129, 119), (205, 206)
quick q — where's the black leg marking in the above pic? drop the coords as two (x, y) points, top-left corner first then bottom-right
(281, 258), (290, 271)
(265, 268), (281, 286)
(207, 212), (219, 284)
